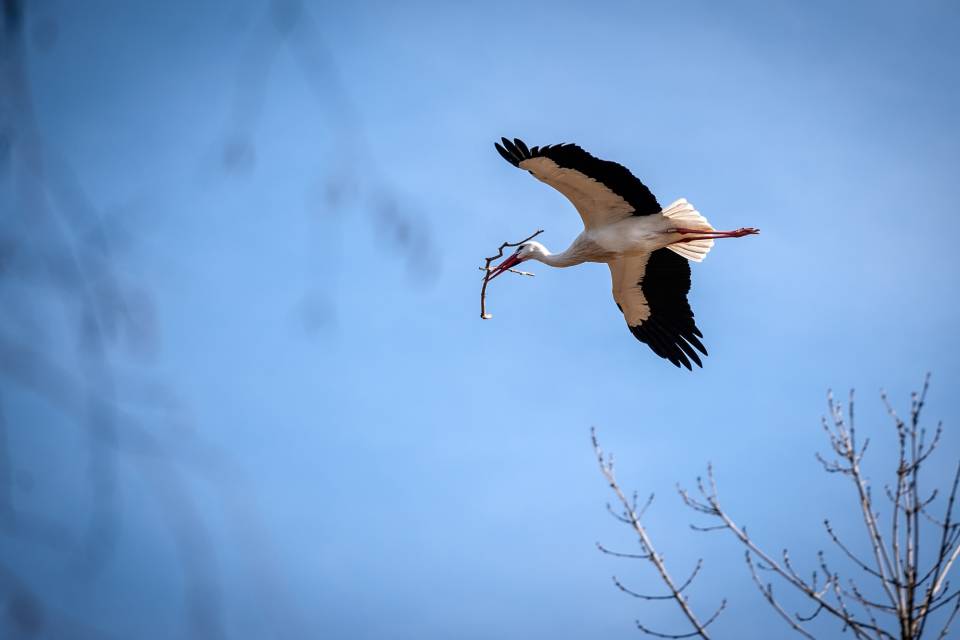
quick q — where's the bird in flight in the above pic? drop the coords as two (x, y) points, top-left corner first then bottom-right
(489, 137), (758, 370)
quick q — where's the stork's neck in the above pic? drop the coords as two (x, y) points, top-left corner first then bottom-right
(535, 247), (584, 268)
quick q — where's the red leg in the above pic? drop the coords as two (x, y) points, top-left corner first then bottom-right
(674, 227), (759, 239)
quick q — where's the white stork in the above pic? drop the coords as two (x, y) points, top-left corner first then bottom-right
(489, 137), (758, 370)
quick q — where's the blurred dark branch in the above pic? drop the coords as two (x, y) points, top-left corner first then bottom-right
(137, 460), (225, 639)
(0, 560), (123, 639)
(218, 0), (436, 310)
(1, 0), (434, 636)
(0, 2), (235, 636)
(3, 0), (22, 36)
(0, 395), (13, 529)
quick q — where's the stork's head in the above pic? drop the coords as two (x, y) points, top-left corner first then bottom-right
(486, 241), (548, 280)
(515, 241), (549, 261)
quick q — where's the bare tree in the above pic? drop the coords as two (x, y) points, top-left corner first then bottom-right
(597, 375), (960, 639)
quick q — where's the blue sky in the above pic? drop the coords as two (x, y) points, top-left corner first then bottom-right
(2, 0), (959, 638)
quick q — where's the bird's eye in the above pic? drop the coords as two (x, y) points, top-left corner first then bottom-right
(527, 170), (533, 175)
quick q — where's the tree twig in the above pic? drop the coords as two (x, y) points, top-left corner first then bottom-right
(479, 229), (543, 319)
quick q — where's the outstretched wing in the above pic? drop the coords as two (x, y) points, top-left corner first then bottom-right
(494, 137), (662, 229)
(608, 249), (707, 370)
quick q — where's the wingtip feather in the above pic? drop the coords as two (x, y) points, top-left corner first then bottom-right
(494, 141), (519, 167)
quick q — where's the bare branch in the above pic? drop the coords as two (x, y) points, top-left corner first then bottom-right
(678, 463), (895, 639)
(635, 600), (726, 639)
(824, 518), (888, 582)
(847, 578), (890, 639)
(675, 559), (705, 594)
(477, 265), (535, 277)
(924, 588), (960, 616)
(745, 551), (816, 639)
(936, 593), (960, 640)
(927, 463), (960, 599)
(606, 501), (634, 524)
(614, 575), (679, 601)
(593, 428), (719, 639)
(797, 600), (827, 623)
(596, 542), (651, 561)
(824, 390), (902, 613)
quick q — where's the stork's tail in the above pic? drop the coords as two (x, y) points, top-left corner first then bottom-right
(662, 198), (714, 263)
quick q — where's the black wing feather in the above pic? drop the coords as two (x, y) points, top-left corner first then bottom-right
(493, 136), (662, 216)
(628, 249), (707, 369)
(495, 142), (518, 167)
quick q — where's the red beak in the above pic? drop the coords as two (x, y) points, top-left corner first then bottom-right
(486, 252), (523, 281)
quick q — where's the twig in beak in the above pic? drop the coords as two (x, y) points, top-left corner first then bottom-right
(479, 229), (544, 320)
(478, 266), (536, 277)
